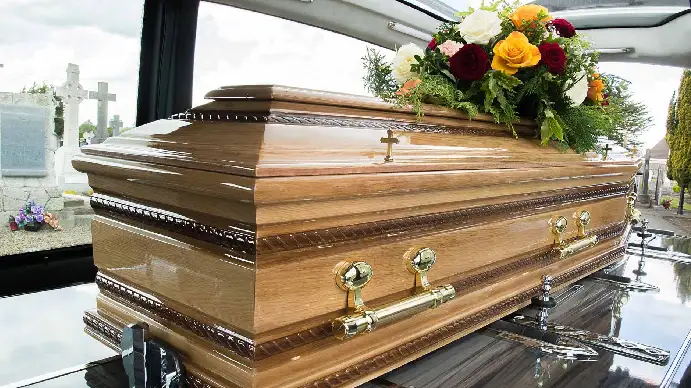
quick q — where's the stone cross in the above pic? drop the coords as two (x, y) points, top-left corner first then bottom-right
(109, 114), (123, 137)
(89, 81), (116, 144)
(56, 63), (89, 148)
(602, 143), (612, 161)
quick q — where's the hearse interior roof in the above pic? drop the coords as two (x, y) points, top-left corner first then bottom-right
(208, 0), (691, 68)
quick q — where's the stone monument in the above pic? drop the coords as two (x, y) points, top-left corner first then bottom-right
(109, 114), (123, 137)
(0, 91), (63, 221)
(638, 149), (652, 207)
(54, 63), (91, 189)
(89, 82), (116, 144)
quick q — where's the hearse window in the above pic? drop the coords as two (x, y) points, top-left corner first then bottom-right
(0, 0), (143, 380)
(0, 0), (143, 257)
(192, 2), (389, 107)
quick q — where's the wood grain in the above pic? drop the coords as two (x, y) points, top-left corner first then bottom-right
(73, 85), (639, 388)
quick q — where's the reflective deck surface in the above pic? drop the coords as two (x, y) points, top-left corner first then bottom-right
(5, 232), (691, 388)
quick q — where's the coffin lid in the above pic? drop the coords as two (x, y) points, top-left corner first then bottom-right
(77, 85), (592, 179)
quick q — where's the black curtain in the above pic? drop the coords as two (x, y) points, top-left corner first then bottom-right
(136, 0), (200, 126)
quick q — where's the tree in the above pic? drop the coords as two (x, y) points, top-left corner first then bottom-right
(79, 120), (97, 140)
(667, 70), (691, 215)
(21, 81), (64, 138)
(600, 74), (653, 151)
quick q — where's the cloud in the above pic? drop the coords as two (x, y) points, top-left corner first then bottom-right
(0, 0), (143, 127)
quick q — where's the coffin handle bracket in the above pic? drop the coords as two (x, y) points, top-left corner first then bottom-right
(332, 249), (455, 340)
(551, 211), (599, 260)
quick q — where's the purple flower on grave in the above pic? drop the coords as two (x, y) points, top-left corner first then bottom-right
(15, 214), (24, 223)
(25, 215), (34, 222)
(18, 207), (25, 215)
(35, 214), (44, 223)
(31, 206), (39, 214)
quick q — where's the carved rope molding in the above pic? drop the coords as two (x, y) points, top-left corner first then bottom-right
(90, 194), (257, 256)
(170, 111), (534, 138)
(91, 184), (629, 258)
(93, 222), (626, 363)
(84, 246), (625, 388)
(258, 184), (629, 254)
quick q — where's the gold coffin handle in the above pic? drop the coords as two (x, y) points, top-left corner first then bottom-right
(552, 210), (599, 260)
(332, 248), (456, 340)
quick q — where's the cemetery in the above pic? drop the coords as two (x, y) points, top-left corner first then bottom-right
(0, 63), (123, 256)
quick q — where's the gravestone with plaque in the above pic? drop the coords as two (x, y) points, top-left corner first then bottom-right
(0, 104), (49, 176)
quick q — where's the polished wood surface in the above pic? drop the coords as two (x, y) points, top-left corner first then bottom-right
(73, 85), (639, 388)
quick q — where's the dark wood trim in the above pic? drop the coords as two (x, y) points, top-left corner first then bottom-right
(91, 183), (629, 258)
(171, 111), (529, 137)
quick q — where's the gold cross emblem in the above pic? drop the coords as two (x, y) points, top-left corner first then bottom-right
(380, 129), (399, 162)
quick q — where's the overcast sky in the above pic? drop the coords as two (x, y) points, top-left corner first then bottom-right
(0, 0), (683, 148)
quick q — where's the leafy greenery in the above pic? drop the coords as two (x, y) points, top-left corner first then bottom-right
(79, 120), (97, 140)
(599, 74), (652, 150)
(667, 69), (691, 214)
(21, 81), (65, 138)
(362, 48), (398, 100)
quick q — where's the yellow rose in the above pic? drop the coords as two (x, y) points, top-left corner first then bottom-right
(587, 73), (605, 102)
(510, 4), (552, 29)
(491, 32), (541, 75)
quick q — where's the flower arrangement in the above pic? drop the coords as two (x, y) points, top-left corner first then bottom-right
(661, 198), (672, 210)
(9, 200), (46, 232)
(363, 1), (622, 152)
(8, 199), (63, 232)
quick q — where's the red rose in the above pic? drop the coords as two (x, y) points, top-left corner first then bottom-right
(449, 44), (490, 81)
(538, 42), (566, 74)
(550, 18), (576, 38)
(428, 38), (438, 50)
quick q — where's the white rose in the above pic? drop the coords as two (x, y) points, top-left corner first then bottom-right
(391, 43), (424, 84)
(458, 9), (502, 45)
(565, 71), (588, 106)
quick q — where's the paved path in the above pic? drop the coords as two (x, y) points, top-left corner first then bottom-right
(639, 207), (691, 236)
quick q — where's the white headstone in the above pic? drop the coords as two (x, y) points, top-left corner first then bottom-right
(89, 82), (116, 144)
(54, 63), (90, 188)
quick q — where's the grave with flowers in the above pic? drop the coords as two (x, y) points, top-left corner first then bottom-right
(8, 199), (62, 232)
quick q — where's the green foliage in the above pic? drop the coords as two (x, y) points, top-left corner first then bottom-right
(362, 48), (397, 100)
(481, 71), (521, 135)
(667, 70), (691, 190)
(597, 74), (652, 150)
(79, 120), (97, 140)
(559, 105), (608, 153)
(22, 81), (65, 138)
(404, 74), (480, 118)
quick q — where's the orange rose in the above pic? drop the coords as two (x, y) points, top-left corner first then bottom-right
(587, 73), (605, 102)
(395, 78), (422, 96)
(491, 32), (541, 75)
(510, 4), (552, 29)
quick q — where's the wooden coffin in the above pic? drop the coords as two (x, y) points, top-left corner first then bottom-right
(74, 85), (639, 388)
